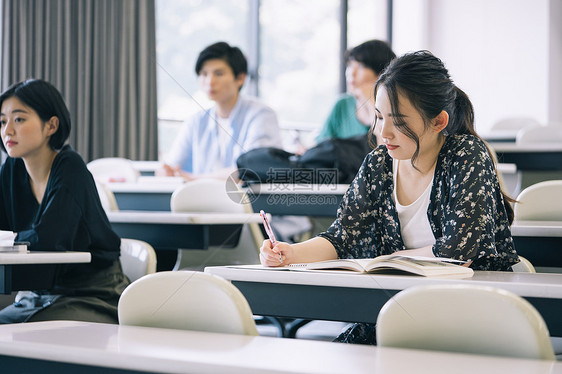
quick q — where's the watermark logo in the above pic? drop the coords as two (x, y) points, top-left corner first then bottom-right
(225, 169), (259, 204)
(225, 168), (341, 207)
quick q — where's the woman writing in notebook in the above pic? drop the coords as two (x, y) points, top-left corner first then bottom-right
(260, 51), (518, 344)
(0, 79), (129, 323)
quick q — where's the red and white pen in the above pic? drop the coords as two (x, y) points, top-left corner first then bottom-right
(260, 210), (282, 263)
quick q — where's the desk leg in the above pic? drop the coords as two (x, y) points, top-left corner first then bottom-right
(0, 265), (12, 295)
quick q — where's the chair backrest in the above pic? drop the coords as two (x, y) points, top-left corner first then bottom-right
(514, 180), (562, 221)
(118, 270), (258, 335)
(120, 238), (157, 282)
(376, 284), (555, 360)
(491, 117), (540, 131)
(87, 157), (140, 183)
(511, 255), (536, 273)
(170, 179), (264, 250)
(170, 179), (245, 213)
(95, 181), (119, 212)
(516, 124), (562, 144)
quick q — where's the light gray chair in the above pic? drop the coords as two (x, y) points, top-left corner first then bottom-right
(511, 255), (536, 273)
(516, 124), (562, 145)
(94, 181), (119, 212)
(118, 270), (258, 335)
(376, 284), (555, 360)
(87, 157), (140, 183)
(514, 180), (562, 221)
(120, 238), (157, 282)
(170, 178), (263, 271)
(491, 117), (540, 132)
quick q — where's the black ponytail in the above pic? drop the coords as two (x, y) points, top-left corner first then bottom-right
(447, 86), (475, 136)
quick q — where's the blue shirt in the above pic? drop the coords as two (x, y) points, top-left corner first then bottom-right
(165, 95), (281, 174)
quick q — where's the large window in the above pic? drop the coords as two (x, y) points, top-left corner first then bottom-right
(156, 0), (389, 157)
(259, 0), (340, 130)
(155, 0), (250, 154)
(348, 0), (388, 47)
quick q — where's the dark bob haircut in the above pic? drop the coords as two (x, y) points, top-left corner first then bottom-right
(0, 79), (71, 152)
(346, 39), (396, 76)
(195, 41), (248, 79)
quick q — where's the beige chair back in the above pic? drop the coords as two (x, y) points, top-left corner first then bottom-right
(170, 179), (264, 270)
(514, 180), (562, 221)
(516, 124), (562, 144)
(118, 270), (258, 335)
(511, 256), (536, 273)
(376, 284), (555, 360)
(120, 238), (157, 282)
(87, 157), (140, 183)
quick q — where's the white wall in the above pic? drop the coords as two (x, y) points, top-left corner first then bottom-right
(393, 0), (556, 134)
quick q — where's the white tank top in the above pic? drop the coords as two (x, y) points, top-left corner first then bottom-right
(393, 159), (436, 249)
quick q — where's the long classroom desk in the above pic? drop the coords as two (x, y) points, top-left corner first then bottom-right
(205, 266), (562, 337)
(0, 252), (91, 294)
(131, 160), (160, 176)
(482, 130), (518, 143)
(490, 142), (562, 171)
(106, 177), (184, 211)
(0, 320), (559, 374)
(511, 220), (562, 267)
(107, 211), (263, 270)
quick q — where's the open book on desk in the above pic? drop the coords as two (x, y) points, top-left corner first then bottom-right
(289, 255), (474, 278)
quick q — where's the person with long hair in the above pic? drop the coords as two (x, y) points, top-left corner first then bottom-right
(260, 51), (518, 344)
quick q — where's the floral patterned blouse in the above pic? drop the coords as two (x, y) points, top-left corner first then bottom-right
(319, 134), (518, 271)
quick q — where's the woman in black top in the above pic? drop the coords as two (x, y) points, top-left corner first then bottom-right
(0, 79), (129, 323)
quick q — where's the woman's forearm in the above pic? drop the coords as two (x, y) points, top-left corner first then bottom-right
(291, 236), (338, 263)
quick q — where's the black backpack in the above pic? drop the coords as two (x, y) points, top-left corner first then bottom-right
(236, 134), (373, 184)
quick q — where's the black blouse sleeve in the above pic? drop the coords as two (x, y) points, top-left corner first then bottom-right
(0, 163), (9, 231)
(319, 147), (404, 259)
(430, 136), (517, 268)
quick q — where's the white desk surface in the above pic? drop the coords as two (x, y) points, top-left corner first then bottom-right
(107, 176), (184, 193)
(496, 162), (517, 174)
(131, 160), (161, 172)
(248, 183), (349, 195)
(489, 142), (562, 153)
(107, 210), (264, 224)
(0, 321), (559, 374)
(205, 266), (562, 299)
(481, 129), (519, 142)
(511, 220), (562, 237)
(0, 251), (91, 265)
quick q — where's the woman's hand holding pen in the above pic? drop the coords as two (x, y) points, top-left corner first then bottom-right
(260, 240), (293, 267)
